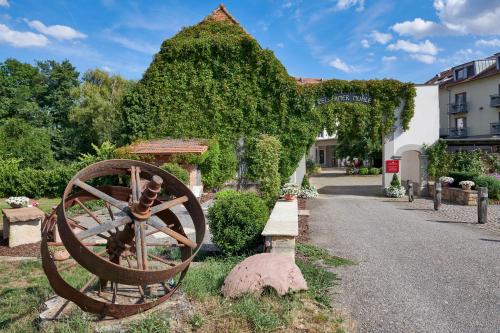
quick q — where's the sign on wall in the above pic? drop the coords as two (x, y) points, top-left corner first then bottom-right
(317, 93), (372, 106)
(385, 160), (400, 173)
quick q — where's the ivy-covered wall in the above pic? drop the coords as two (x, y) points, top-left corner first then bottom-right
(121, 15), (416, 180)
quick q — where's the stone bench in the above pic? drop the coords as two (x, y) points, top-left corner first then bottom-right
(262, 199), (298, 259)
(2, 207), (44, 247)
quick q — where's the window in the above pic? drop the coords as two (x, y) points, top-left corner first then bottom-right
(456, 68), (467, 80)
(455, 117), (466, 129)
(319, 149), (325, 164)
(455, 92), (466, 105)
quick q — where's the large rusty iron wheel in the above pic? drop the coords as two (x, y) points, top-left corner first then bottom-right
(41, 159), (205, 319)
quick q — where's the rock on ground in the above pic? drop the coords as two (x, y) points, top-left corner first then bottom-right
(221, 253), (308, 298)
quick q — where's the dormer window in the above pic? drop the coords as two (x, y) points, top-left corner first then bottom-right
(497, 56), (500, 70)
(454, 64), (474, 81)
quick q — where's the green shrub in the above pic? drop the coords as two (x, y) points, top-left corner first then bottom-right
(358, 167), (369, 175)
(301, 175), (310, 187)
(424, 140), (453, 179)
(246, 135), (282, 206)
(160, 163), (189, 184)
(199, 140), (237, 189)
(390, 173), (400, 187)
(369, 167), (381, 175)
(208, 190), (269, 255)
(448, 171), (480, 188)
(474, 175), (500, 200)
(306, 159), (321, 175)
(451, 150), (484, 174)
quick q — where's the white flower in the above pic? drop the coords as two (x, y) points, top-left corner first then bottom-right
(459, 180), (474, 187)
(280, 183), (301, 196)
(439, 176), (454, 184)
(298, 185), (319, 199)
(385, 186), (406, 198)
(6, 196), (30, 207)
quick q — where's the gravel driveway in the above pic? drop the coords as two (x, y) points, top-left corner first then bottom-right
(309, 169), (500, 333)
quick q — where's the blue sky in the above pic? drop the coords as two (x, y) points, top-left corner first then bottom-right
(0, 0), (499, 83)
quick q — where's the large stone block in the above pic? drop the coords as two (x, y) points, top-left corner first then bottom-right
(2, 207), (44, 247)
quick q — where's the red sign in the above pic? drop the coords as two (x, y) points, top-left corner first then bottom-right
(385, 160), (399, 173)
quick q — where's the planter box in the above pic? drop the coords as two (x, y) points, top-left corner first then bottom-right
(428, 183), (477, 206)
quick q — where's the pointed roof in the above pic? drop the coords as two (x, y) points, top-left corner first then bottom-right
(208, 4), (240, 26)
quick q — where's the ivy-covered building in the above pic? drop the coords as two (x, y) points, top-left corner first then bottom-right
(121, 4), (437, 191)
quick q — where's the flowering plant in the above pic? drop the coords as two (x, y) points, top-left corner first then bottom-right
(31, 200), (40, 207)
(384, 186), (406, 198)
(279, 183), (301, 197)
(489, 173), (500, 180)
(438, 176), (454, 184)
(6, 196), (30, 208)
(298, 185), (319, 199)
(459, 180), (474, 189)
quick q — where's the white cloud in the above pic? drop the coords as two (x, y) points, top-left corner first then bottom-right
(0, 23), (49, 47)
(328, 57), (357, 73)
(335, 0), (365, 12)
(382, 56), (397, 62)
(276, 42), (285, 48)
(387, 39), (439, 55)
(102, 66), (112, 72)
(0, 0), (9, 7)
(410, 54), (436, 64)
(370, 30), (392, 44)
(107, 35), (157, 54)
(392, 0), (500, 38)
(25, 19), (86, 40)
(257, 21), (269, 32)
(361, 39), (370, 48)
(392, 18), (443, 38)
(475, 38), (500, 47)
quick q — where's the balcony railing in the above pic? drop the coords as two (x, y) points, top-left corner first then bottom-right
(448, 127), (468, 138)
(490, 94), (500, 108)
(491, 122), (500, 135)
(448, 103), (468, 114)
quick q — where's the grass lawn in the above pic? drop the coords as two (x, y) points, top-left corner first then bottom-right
(0, 243), (351, 332)
(0, 198), (61, 216)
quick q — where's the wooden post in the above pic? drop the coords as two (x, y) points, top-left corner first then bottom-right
(434, 182), (442, 211)
(478, 187), (488, 224)
(407, 180), (414, 202)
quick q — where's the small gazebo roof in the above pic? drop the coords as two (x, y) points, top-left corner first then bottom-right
(128, 138), (208, 155)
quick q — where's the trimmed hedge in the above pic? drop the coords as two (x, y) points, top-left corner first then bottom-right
(160, 163), (189, 184)
(369, 167), (381, 175)
(207, 190), (269, 255)
(474, 175), (500, 200)
(358, 167), (369, 175)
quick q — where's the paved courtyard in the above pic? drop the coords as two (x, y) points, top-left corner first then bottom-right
(309, 169), (500, 333)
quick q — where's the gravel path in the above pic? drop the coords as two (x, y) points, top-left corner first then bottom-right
(309, 170), (500, 333)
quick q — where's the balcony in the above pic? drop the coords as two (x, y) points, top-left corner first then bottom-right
(448, 127), (468, 138)
(448, 103), (468, 114)
(491, 122), (500, 135)
(490, 94), (500, 108)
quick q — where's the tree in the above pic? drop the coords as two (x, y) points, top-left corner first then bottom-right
(69, 69), (134, 153)
(0, 118), (55, 169)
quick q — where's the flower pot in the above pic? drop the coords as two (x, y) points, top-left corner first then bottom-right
(9, 203), (23, 208)
(442, 183), (450, 188)
(461, 185), (472, 190)
(283, 194), (296, 201)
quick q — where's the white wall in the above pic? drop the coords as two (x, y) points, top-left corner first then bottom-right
(289, 156), (306, 184)
(383, 85), (440, 188)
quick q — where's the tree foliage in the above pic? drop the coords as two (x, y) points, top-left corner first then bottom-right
(121, 18), (416, 180)
(70, 69), (134, 153)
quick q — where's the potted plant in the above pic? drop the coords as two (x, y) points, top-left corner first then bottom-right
(5, 196), (30, 208)
(439, 176), (454, 188)
(384, 174), (406, 198)
(280, 183), (300, 201)
(459, 180), (474, 190)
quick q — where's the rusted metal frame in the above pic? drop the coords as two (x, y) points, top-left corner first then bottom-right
(134, 167), (142, 203)
(74, 198), (104, 225)
(140, 222), (148, 270)
(150, 196), (188, 214)
(53, 274), (98, 318)
(57, 248), (108, 272)
(48, 242), (101, 247)
(125, 256), (145, 298)
(76, 215), (132, 241)
(67, 218), (110, 241)
(147, 253), (177, 267)
(146, 242), (185, 247)
(147, 216), (197, 248)
(130, 166), (138, 203)
(73, 179), (128, 210)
